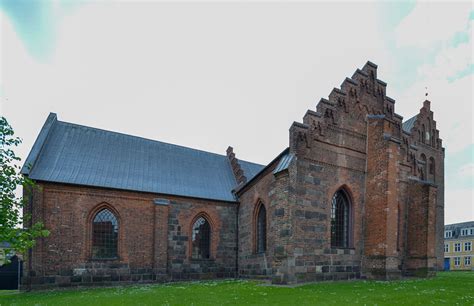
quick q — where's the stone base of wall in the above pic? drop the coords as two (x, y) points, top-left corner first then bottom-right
(23, 275), (166, 291)
(23, 261), (237, 290)
(362, 256), (402, 280)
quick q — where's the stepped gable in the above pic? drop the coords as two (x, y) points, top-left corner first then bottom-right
(290, 61), (403, 153)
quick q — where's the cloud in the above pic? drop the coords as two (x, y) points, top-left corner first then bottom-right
(445, 188), (474, 224)
(459, 163), (474, 179)
(393, 7), (473, 154)
(395, 2), (472, 48)
(417, 23), (472, 80)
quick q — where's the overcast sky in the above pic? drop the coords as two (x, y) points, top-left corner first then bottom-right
(1, 1), (472, 224)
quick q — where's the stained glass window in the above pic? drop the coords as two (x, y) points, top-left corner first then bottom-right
(331, 190), (350, 248)
(256, 204), (267, 253)
(92, 208), (118, 259)
(191, 217), (210, 259)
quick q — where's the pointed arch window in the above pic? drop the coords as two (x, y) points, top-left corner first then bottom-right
(92, 208), (118, 259)
(256, 203), (267, 253)
(331, 190), (351, 248)
(422, 125), (426, 144)
(192, 216), (211, 259)
(429, 157), (436, 182)
(420, 154), (427, 180)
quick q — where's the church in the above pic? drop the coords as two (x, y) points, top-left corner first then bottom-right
(21, 61), (444, 289)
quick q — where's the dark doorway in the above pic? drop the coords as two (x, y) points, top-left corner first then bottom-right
(0, 256), (22, 290)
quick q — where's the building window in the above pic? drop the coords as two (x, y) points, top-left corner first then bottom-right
(256, 203), (267, 254)
(420, 154), (427, 180)
(454, 257), (461, 266)
(429, 157), (435, 181)
(331, 189), (351, 248)
(191, 216), (211, 259)
(471, 228), (474, 235)
(464, 242), (472, 252)
(92, 208), (118, 259)
(421, 125), (426, 144)
(445, 231), (452, 238)
(465, 256), (471, 266)
(444, 244), (449, 253)
(455, 243), (461, 252)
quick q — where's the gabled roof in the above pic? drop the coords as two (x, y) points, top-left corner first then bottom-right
(402, 115), (417, 134)
(21, 113), (265, 202)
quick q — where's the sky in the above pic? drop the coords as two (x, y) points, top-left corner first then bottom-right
(0, 0), (472, 224)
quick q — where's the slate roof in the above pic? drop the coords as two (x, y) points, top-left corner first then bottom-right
(21, 113), (265, 202)
(273, 153), (294, 175)
(445, 221), (474, 239)
(402, 115), (417, 134)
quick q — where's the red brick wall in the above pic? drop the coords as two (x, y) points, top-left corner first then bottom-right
(24, 182), (237, 288)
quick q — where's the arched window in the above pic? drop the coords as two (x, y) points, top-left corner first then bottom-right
(92, 208), (118, 259)
(420, 154), (427, 180)
(331, 189), (351, 248)
(429, 157), (436, 182)
(256, 203), (267, 253)
(421, 125), (426, 144)
(191, 216), (211, 259)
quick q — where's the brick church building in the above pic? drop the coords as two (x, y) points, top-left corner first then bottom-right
(22, 61), (444, 288)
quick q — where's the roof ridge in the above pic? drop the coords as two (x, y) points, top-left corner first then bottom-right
(58, 120), (263, 166)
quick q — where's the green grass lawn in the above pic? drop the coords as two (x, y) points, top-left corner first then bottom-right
(0, 272), (472, 306)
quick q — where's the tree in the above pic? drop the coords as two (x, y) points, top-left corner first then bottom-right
(0, 116), (49, 259)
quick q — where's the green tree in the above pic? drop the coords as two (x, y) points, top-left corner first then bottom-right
(0, 116), (49, 258)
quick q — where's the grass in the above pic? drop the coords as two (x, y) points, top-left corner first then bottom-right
(0, 272), (473, 305)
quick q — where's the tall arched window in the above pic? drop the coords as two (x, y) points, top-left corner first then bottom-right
(429, 157), (436, 182)
(421, 125), (426, 144)
(331, 189), (351, 248)
(256, 203), (267, 253)
(92, 208), (118, 259)
(420, 154), (427, 180)
(191, 216), (211, 259)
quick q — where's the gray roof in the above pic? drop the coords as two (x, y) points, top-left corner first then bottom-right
(22, 113), (265, 202)
(445, 221), (474, 239)
(273, 153), (294, 174)
(240, 161), (265, 181)
(402, 115), (417, 134)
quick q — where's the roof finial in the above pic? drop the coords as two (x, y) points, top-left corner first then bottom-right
(425, 86), (428, 97)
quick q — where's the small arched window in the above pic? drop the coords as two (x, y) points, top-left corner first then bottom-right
(92, 208), (118, 259)
(191, 216), (211, 259)
(256, 203), (267, 253)
(331, 189), (351, 248)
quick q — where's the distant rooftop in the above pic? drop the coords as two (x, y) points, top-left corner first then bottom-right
(445, 221), (474, 239)
(21, 113), (265, 202)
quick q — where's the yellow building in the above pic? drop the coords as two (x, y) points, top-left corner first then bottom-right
(444, 221), (474, 271)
